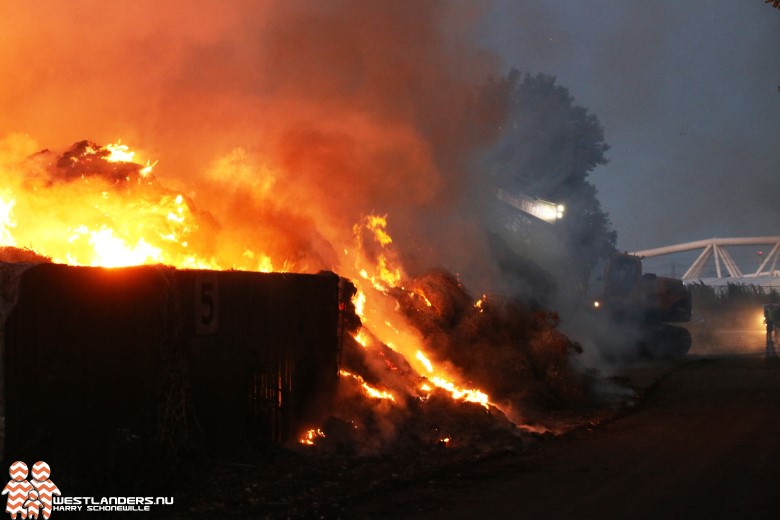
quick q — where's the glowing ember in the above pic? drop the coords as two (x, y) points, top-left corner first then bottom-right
(411, 289), (433, 307)
(340, 369), (396, 401)
(299, 428), (326, 446)
(519, 424), (555, 435)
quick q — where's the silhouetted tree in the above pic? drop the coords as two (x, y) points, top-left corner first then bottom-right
(487, 70), (616, 294)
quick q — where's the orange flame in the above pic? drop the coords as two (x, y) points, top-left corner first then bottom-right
(429, 376), (489, 409)
(340, 369), (396, 401)
(0, 140), (288, 272)
(104, 141), (136, 163)
(2, 140), (497, 418)
(354, 214), (403, 291)
(353, 291), (366, 317)
(353, 330), (369, 348)
(416, 351), (434, 373)
(0, 192), (17, 246)
(349, 214), (495, 412)
(411, 289), (433, 307)
(415, 351), (490, 409)
(299, 428), (326, 446)
(365, 214), (393, 246)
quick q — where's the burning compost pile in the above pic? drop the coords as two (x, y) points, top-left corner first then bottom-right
(0, 139), (593, 456)
(327, 271), (586, 455)
(0, 3), (635, 516)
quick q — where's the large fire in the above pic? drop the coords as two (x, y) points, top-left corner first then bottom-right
(0, 139), (498, 447)
(347, 213), (497, 413)
(0, 2), (594, 461)
(0, 140), (285, 272)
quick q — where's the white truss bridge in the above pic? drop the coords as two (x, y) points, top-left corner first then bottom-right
(631, 236), (780, 288)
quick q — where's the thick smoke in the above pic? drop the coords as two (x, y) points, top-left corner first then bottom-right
(0, 1), (509, 289)
(479, 1), (780, 251)
(1, 2), (619, 448)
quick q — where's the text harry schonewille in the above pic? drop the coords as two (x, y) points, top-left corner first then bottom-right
(53, 496), (174, 513)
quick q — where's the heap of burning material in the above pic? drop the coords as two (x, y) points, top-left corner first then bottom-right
(306, 271), (587, 455)
(1, 139), (593, 459)
(395, 271), (585, 415)
(1, 139), (223, 270)
(316, 338), (522, 455)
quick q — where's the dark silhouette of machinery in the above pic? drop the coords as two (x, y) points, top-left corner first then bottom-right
(594, 252), (692, 357)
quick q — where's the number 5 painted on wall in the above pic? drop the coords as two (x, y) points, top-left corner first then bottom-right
(196, 275), (219, 334)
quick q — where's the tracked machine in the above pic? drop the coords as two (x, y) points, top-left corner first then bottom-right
(593, 252), (692, 358)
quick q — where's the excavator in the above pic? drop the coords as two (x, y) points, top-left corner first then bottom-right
(593, 252), (692, 358)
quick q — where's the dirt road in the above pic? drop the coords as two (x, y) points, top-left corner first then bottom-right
(347, 355), (780, 519)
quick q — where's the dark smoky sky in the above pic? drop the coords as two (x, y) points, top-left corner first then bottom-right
(1, 1), (778, 272)
(479, 1), (780, 252)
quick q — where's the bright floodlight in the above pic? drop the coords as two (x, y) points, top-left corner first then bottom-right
(496, 189), (565, 224)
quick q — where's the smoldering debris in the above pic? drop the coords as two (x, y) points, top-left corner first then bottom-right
(394, 270), (586, 414)
(316, 329), (521, 456)
(309, 269), (606, 457)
